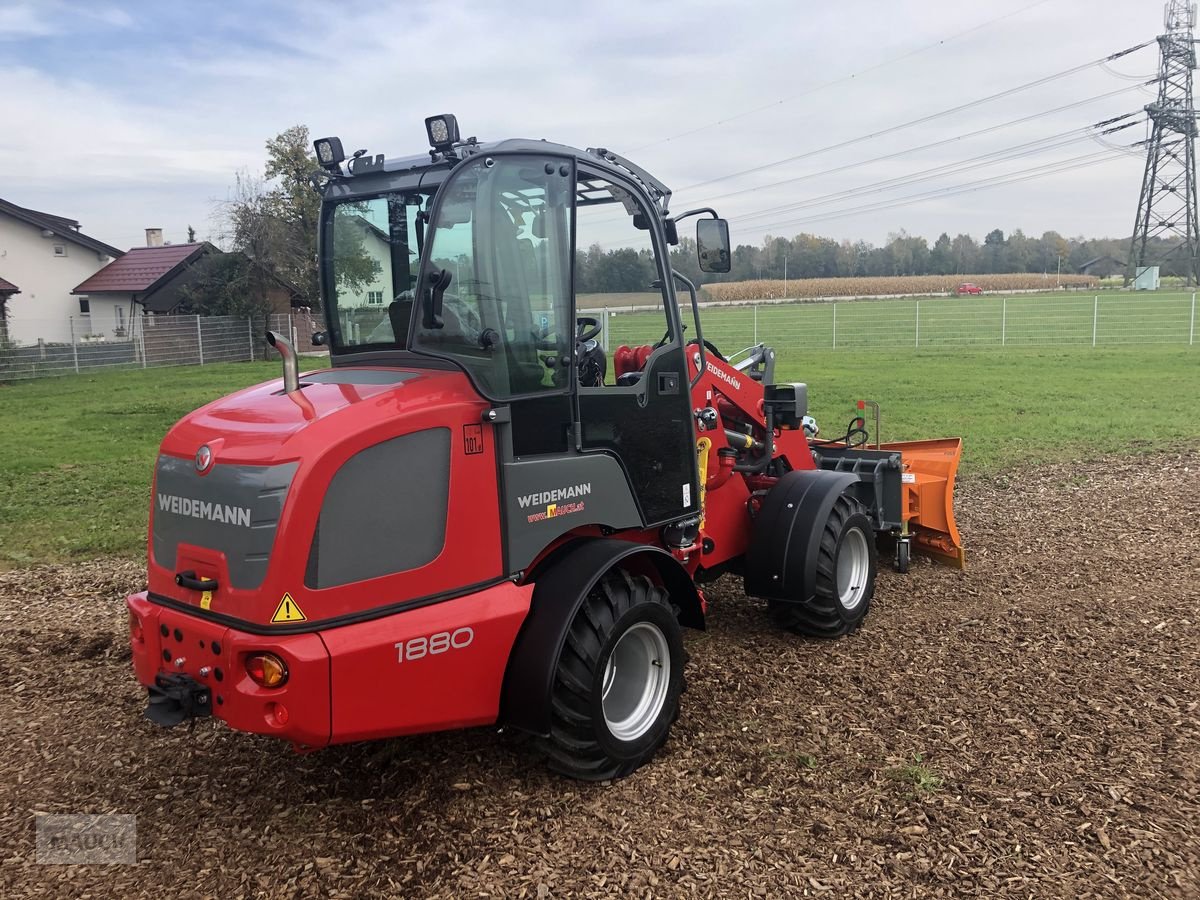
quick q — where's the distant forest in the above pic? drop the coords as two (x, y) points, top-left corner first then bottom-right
(575, 229), (1174, 294)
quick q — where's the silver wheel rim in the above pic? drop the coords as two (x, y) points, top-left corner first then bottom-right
(837, 527), (870, 611)
(601, 621), (671, 742)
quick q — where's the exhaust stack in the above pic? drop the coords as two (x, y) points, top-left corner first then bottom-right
(266, 331), (300, 393)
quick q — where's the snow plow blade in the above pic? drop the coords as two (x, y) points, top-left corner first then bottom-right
(880, 437), (965, 569)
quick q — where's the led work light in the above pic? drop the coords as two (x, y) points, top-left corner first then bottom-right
(425, 114), (460, 150)
(313, 136), (345, 171)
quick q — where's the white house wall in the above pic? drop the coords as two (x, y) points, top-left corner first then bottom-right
(0, 213), (116, 346)
(81, 295), (137, 341)
(336, 221), (391, 309)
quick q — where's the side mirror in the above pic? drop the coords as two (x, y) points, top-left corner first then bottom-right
(697, 218), (731, 273)
(312, 331), (328, 346)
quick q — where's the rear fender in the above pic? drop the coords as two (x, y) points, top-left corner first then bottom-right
(500, 539), (701, 737)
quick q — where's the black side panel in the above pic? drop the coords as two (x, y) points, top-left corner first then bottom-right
(153, 456), (297, 590)
(579, 345), (697, 525)
(743, 470), (858, 602)
(307, 428), (450, 589)
(500, 452), (642, 572)
(499, 539), (702, 736)
(510, 395), (572, 457)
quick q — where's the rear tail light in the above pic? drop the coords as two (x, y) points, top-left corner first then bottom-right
(245, 652), (288, 688)
(129, 612), (145, 644)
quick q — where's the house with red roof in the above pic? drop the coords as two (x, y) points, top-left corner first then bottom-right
(72, 234), (305, 333)
(72, 238), (215, 337)
(0, 198), (122, 346)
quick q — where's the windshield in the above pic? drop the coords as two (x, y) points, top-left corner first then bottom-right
(325, 192), (430, 348)
(410, 154), (574, 399)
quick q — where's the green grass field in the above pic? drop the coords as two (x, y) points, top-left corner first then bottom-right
(0, 345), (1197, 569)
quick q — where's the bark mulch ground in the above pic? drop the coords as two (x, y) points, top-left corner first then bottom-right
(1, 452), (1197, 898)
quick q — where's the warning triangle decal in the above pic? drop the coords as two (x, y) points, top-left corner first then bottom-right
(271, 592), (307, 624)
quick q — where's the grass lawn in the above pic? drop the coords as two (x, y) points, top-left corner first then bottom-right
(1, 347), (1197, 569)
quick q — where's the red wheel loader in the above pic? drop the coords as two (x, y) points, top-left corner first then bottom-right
(127, 115), (963, 780)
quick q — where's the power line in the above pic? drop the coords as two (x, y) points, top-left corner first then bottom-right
(694, 85), (1149, 207)
(730, 118), (1143, 224)
(672, 39), (1157, 197)
(735, 148), (1133, 234)
(631, 0), (1064, 152)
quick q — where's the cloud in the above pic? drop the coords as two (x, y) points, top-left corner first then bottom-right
(0, 0), (1169, 249)
(0, 4), (58, 39)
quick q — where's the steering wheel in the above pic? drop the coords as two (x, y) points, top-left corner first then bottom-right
(688, 337), (727, 363)
(576, 316), (602, 343)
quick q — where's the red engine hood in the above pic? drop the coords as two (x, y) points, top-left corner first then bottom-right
(161, 367), (482, 464)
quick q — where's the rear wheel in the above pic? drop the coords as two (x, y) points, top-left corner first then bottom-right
(769, 495), (877, 637)
(538, 570), (685, 780)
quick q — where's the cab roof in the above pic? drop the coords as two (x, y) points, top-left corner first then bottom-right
(325, 138), (674, 212)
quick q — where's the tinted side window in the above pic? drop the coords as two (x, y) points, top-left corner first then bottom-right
(574, 172), (671, 364)
(412, 155), (574, 399)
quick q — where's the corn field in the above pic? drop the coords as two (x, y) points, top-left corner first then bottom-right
(703, 273), (1099, 302)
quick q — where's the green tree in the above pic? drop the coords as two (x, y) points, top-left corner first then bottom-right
(174, 253), (271, 318)
(223, 126), (321, 308)
(929, 233), (953, 275)
(950, 234), (979, 274)
(982, 228), (1007, 273)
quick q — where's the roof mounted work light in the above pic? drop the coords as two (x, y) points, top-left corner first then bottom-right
(313, 136), (345, 171)
(425, 114), (460, 151)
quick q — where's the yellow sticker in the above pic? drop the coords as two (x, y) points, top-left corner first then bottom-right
(271, 592), (307, 624)
(200, 591), (213, 610)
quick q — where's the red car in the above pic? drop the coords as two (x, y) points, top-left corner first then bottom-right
(956, 282), (983, 295)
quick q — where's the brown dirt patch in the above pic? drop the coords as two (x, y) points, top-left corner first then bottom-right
(1, 452), (1197, 898)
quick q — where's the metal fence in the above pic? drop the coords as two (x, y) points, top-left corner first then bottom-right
(2, 292), (1195, 382)
(0, 312), (326, 381)
(588, 291), (1199, 353)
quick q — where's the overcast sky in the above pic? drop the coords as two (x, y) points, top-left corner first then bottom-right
(0, 0), (1167, 252)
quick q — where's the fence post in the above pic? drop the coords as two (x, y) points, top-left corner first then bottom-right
(602, 307), (609, 349)
(1191, 292), (1196, 346)
(1001, 297), (1007, 346)
(1092, 295), (1098, 348)
(70, 317), (79, 374)
(197, 315), (205, 365)
(832, 302), (837, 349)
(915, 300), (920, 348)
(138, 317), (147, 368)
(248, 318), (255, 361)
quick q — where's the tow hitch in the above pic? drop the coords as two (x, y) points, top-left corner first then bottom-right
(145, 673), (212, 728)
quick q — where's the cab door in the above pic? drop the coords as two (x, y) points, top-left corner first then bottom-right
(573, 166), (700, 526)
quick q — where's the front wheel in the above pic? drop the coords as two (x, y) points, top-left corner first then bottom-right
(769, 494), (878, 637)
(538, 570), (685, 780)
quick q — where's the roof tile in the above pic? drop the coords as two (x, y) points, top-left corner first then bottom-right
(0, 275), (18, 294)
(73, 245), (206, 294)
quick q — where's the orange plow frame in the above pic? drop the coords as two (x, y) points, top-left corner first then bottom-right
(879, 437), (965, 569)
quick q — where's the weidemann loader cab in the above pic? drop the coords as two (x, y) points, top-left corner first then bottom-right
(127, 115), (963, 780)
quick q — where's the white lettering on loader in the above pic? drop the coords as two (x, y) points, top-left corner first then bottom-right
(157, 493), (251, 528)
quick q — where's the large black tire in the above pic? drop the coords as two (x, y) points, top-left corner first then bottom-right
(768, 495), (877, 637)
(538, 570), (685, 781)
